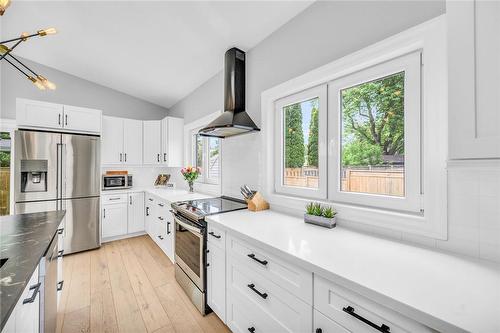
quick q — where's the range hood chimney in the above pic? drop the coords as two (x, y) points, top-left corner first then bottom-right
(198, 47), (260, 138)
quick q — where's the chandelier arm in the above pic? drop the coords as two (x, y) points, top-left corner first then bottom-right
(4, 57), (31, 78)
(0, 32), (39, 44)
(0, 39), (22, 61)
(7, 53), (39, 76)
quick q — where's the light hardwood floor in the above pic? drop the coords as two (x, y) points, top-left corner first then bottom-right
(56, 235), (231, 333)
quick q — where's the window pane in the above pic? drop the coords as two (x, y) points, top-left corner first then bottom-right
(340, 72), (405, 197)
(195, 134), (203, 169)
(1, 132), (11, 216)
(208, 138), (220, 181)
(283, 97), (319, 189)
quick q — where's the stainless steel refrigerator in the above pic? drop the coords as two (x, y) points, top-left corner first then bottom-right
(14, 130), (100, 254)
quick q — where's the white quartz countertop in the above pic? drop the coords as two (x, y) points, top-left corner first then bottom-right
(206, 209), (500, 333)
(101, 187), (213, 203)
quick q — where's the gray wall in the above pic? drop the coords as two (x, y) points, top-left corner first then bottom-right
(168, 0), (446, 197)
(1, 58), (168, 120)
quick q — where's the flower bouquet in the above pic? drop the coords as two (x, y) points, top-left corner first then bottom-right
(181, 166), (201, 192)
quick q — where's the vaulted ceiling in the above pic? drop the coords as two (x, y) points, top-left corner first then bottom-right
(1, 1), (313, 108)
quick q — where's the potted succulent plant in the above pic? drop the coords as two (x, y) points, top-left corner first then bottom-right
(181, 166), (201, 193)
(304, 202), (337, 228)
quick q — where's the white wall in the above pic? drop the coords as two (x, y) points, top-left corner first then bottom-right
(1, 58), (169, 120)
(168, 1), (500, 263)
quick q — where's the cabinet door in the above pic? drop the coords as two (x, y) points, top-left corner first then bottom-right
(448, 1), (500, 158)
(163, 211), (174, 261)
(143, 121), (162, 164)
(207, 241), (226, 323)
(314, 310), (350, 333)
(127, 192), (145, 233)
(123, 119), (143, 165)
(15, 266), (40, 333)
(145, 195), (156, 236)
(102, 204), (127, 238)
(63, 105), (102, 133)
(16, 98), (63, 130)
(101, 116), (124, 165)
(165, 117), (184, 167)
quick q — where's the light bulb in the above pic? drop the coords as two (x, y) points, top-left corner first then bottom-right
(38, 28), (57, 36)
(37, 75), (56, 90)
(0, 0), (11, 16)
(29, 76), (46, 90)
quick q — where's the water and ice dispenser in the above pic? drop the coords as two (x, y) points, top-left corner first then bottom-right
(20, 160), (48, 193)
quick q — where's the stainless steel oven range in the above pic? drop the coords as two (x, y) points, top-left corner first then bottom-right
(171, 196), (247, 315)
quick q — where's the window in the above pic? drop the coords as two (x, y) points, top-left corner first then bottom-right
(329, 51), (421, 212)
(275, 85), (327, 198)
(0, 132), (11, 216)
(192, 133), (220, 185)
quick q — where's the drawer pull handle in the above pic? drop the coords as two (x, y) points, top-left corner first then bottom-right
(247, 283), (268, 299)
(158, 203), (165, 207)
(23, 282), (41, 304)
(247, 253), (268, 266)
(158, 235), (164, 240)
(208, 231), (221, 239)
(158, 216), (164, 221)
(248, 327), (255, 333)
(342, 306), (391, 333)
(109, 197), (121, 201)
(57, 228), (64, 235)
(167, 222), (171, 234)
(58, 250), (64, 258)
(149, 198), (154, 202)
(57, 280), (64, 291)
(146, 207), (150, 216)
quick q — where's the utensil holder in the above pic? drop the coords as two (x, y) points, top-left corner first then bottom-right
(245, 192), (270, 212)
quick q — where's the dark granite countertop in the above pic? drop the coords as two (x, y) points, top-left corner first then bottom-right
(0, 210), (65, 330)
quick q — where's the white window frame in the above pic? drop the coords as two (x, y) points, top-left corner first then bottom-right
(191, 132), (220, 185)
(274, 84), (327, 199)
(261, 16), (447, 239)
(329, 51), (422, 212)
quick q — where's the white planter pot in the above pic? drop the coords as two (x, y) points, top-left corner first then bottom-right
(304, 214), (336, 229)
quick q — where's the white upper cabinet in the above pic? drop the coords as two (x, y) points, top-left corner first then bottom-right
(143, 120), (162, 164)
(448, 0), (500, 159)
(102, 116), (143, 165)
(16, 98), (102, 134)
(162, 117), (184, 167)
(62, 105), (102, 133)
(123, 119), (143, 165)
(101, 116), (124, 165)
(16, 98), (64, 130)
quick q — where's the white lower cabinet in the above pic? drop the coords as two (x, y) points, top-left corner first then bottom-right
(207, 239), (226, 322)
(143, 194), (174, 262)
(2, 266), (40, 333)
(57, 220), (65, 307)
(127, 192), (145, 233)
(102, 201), (128, 239)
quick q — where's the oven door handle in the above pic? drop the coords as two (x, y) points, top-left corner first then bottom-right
(174, 215), (203, 236)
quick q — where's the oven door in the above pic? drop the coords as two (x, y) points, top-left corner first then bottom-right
(174, 214), (204, 290)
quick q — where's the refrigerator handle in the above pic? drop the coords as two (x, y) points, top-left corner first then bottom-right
(61, 144), (66, 200)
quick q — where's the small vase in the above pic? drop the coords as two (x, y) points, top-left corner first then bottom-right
(188, 181), (194, 193)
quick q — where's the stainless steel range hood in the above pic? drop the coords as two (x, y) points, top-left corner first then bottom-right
(198, 47), (260, 138)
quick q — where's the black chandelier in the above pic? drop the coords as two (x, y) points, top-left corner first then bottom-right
(1, 27), (57, 90)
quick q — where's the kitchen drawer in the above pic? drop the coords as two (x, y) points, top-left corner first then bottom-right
(207, 224), (225, 249)
(146, 193), (156, 205)
(314, 310), (350, 333)
(314, 275), (436, 333)
(102, 193), (127, 205)
(227, 281), (297, 333)
(227, 255), (312, 332)
(156, 199), (169, 217)
(227, 234), (312, 304)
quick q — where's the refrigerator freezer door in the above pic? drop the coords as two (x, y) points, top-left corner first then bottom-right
(62, 134), (100, 199)
(14, 131), (61, 203)
(62, 197), (100, 254)
(14, 200), (59, 214)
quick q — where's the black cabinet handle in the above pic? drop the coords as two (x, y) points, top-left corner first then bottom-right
(57, 228), (64, 235)
(167, 222), (171, 234)
(209, 231), (221, 239)
(158, 216), (164, 221)
(315, 329), (322, 333)
(148, 198), (154, 202)
(124, 153), (127, 162)
(158, 235), (164, 240)
(247, 253), (268, 266)
(65, 114), (68, 126)
(57, 280), (64, 291)
(164, 153), (167, 162)
(23, 282), (41, 304)
(103, 208), (106, 219)
(247, 283), (268, 299)
(58, 250), (64, 258)
(157, 154), (160, 162)
(130, 196), (132, 205)
(342, 306), (391, 333)
(146, 207), (150, 216)
(120, 153), (122, 162)
(158, 203), (165, 207)
(58, 114), (61, 125)
(248, 327), (255, 333)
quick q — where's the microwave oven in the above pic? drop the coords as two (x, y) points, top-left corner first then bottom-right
(102, 174), (133, 190)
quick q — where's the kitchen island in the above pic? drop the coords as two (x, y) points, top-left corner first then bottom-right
(0, 210), (66, 331)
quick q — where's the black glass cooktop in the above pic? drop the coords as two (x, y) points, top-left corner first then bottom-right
(173, 196), (247, 218)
